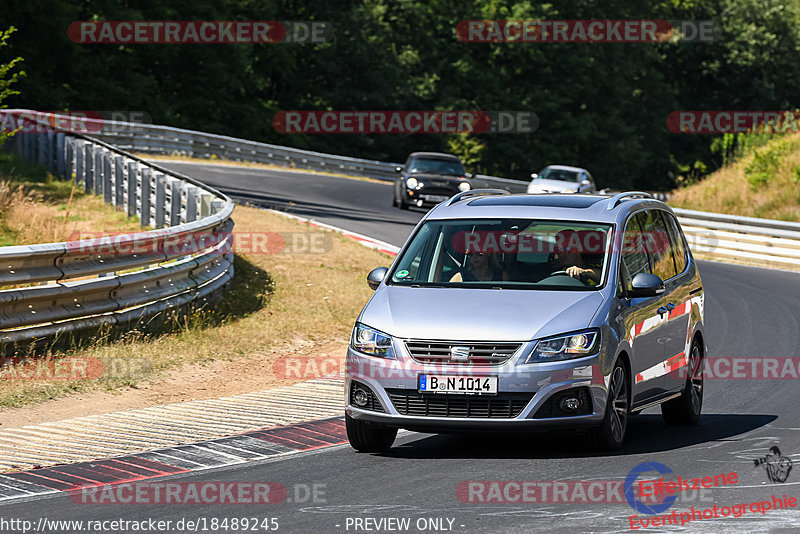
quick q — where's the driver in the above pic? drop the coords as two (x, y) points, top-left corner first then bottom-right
(553, 230), (601, 285)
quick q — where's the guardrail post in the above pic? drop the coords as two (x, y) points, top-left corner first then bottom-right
(199, 193), (212, 218)
(185, 186), (198, 222)
(64, 137), (74, 181)
(56, 133), (66, 178)
(154, 173), (166, 228)
(74, 140), (83, 184)
(103, 153), (113, 204)
(84, 143), (94, 192)
(21, 132), (29, 159)
(37, 133), (46, 166)
(140, 168), (152, 227)
(170, 180), (181, 226)
(94, 147), (104, 196)
(126, 161), (138, 218)
(114, 156), (124, 207)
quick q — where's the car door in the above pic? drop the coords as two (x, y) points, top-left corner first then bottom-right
(659, 211), (693, 393)
(618, 211), (671, 404)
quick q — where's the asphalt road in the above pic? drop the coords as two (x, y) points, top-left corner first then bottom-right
(3, 161), (800, 533)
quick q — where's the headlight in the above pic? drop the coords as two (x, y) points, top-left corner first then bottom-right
(524, 329), (600, 363)
(406, 177), (418, 189)
(351, 323), (394, 359)
(458, 181), (471, 192)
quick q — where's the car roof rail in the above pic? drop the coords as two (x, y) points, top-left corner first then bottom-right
(606, 191), (655, 210)
(446, 188), (511, 206)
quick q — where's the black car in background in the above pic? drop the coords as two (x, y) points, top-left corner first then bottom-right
(392, 152), (472, 209)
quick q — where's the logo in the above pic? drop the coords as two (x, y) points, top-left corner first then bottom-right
(625, 462), (677, 515)
(450, 346), (471, 362)
(755, 446), (793, 483)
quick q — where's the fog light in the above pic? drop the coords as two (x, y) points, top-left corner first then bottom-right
(560, 397), (581, 412)
(353, 388), (369, 407)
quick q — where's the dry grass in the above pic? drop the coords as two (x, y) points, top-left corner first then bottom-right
(670, 133), (800, 221)
(0, 205), (391, 409)
(0, 152), (141, 246)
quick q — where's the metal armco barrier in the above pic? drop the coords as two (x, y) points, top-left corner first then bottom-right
(0, 110), (235, 346)
(672, 208), (800, 269)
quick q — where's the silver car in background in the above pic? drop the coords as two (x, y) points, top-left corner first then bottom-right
(528, 165), (596, 194)
(346, 190), (705, 453)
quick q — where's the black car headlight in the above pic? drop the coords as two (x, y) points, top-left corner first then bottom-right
(351, 323), (395, 359)
(525, 329), (600, 363)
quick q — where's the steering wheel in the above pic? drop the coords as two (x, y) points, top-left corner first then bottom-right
(549, 270), (569, 276)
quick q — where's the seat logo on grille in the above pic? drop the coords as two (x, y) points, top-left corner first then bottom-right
(450, 346), (471, 361)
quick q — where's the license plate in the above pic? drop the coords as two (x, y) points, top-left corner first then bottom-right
(423, 195), (449, 202)
(418, 374), (498, 395)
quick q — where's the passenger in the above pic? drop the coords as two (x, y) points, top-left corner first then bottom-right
(450, 250), (508, 282)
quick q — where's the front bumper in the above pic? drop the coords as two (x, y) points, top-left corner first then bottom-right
(403, 188), (458, 206)
(345, 345), (609, 432)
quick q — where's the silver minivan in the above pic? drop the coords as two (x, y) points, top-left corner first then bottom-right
(346, 191), (705, 452)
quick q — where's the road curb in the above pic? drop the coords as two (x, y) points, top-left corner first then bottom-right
(0, 377), (345, 474)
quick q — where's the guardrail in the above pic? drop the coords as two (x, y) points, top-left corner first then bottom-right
(0, 111), (525, 192)
(672, 208), (800, 269)
(0, 111), (235, 347)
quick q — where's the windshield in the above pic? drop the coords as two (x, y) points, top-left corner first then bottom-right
(410, 158), (465, 176)
(539, 168), (581, 183)
(389, 219), (612, 290)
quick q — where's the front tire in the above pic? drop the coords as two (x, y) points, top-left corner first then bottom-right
(346, 413), (397, 453)
(661, 341), (703, 425)
(589, 361), (629, 451)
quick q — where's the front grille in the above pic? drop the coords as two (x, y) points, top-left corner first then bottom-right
(405, 341), (522, 365)
(386, 389), (534, 418)
(533, 387), (593, 418)
(349, 381), (385, 412)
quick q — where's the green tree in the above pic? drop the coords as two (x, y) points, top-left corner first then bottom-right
(0, 26), (25, 147)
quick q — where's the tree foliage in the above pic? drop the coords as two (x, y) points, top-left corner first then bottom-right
(2, 0), (800, 189)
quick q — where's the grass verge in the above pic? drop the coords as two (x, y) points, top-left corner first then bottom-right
(670, 133), (800, 221)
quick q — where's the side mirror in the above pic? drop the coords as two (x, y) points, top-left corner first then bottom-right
(530, 173), (538, 180)
(367, 267), (389, 290)
(580, 179), (591, 186)
(395, 166), (403, 173)
(465, 172), (474, 179)
(627, 273), (665, 298)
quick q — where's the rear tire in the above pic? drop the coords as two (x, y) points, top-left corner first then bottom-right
(661, 341), (703, 425)
(346, 413), (397, 453)
(589, 361), (629, 451)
